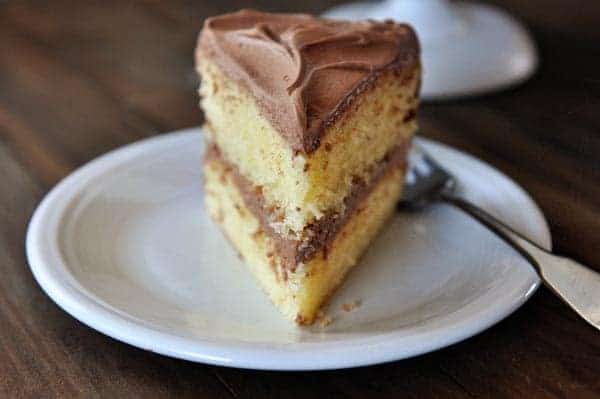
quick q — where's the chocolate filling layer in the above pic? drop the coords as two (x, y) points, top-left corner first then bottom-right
(205, 142), (408, 271)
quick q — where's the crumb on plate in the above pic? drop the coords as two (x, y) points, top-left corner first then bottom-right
(342, 300), (362, 312)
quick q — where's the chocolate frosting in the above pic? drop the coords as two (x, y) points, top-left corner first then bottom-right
(197, 9), (419, 153)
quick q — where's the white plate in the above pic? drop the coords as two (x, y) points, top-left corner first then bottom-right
(26, 128), (550, 370)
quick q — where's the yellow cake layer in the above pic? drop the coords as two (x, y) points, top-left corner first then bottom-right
(204, 155), (406, 325)
(199, 59), (418, 237)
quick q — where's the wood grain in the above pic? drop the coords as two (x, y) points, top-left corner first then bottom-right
(0, 1), (598, 398)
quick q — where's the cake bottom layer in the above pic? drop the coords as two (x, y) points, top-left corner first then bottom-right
(204, 156), (406, 325)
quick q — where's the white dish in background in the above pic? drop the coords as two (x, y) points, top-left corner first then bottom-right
(323, 0), (539, 100)
(26, 128), (550, 370)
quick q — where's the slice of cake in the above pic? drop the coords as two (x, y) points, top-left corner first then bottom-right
(196, 10), (420, 325)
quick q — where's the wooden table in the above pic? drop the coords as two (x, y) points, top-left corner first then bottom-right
(1, 1), (598, 397)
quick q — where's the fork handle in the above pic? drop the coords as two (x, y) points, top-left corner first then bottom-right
(441, 194), (600, 331)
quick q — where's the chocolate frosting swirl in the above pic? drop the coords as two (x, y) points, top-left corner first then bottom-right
(197, 9), (419, 153)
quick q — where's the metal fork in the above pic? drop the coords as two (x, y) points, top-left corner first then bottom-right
(400, 145), (600, 331)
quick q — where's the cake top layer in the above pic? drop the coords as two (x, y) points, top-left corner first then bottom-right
(197, 9), (419, 153)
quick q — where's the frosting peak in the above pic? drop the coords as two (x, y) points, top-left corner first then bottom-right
(198, 9), (419, 153)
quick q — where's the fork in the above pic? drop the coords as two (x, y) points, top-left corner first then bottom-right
(399, 145), (600, 331)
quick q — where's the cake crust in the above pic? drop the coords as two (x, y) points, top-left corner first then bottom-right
(197, 9), (419, 153)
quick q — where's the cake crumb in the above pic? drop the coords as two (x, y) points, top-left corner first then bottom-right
(318, 316), (333, 328)
(316, 310), (334, 328)
(342, 300), (362, 312)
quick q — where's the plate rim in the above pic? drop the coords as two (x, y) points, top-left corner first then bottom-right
(26, 127), (550, 370)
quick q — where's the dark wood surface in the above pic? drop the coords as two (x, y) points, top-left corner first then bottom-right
(1, 1), (598, 397)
